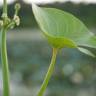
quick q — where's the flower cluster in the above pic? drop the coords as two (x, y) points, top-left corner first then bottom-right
(0, 3), (21, 29)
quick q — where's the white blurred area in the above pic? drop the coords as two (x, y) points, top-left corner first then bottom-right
(0, 0), (15, 6)
(23, 0), (96, 4)
(0, 0), (96, 6)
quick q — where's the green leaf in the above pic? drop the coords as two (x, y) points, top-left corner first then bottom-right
(78, 47), (95, 57)
(32, 4), (96, 56)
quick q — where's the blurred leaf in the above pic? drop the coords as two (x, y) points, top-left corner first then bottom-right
(78, 47), (95, 57)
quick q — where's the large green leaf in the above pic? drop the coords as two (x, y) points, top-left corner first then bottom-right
(32, 4), (96, 56)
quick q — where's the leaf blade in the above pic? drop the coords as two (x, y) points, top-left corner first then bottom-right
(32, 3), (96, 57)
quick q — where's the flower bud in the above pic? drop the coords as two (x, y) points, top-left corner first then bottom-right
(14, 15), (20, 26)
(14, 3), (21, 17)
(15, 3), (21, 12)
(2, 13), (7, 18)
(0, 20), (3, 27)
(15, 3), (21, 10)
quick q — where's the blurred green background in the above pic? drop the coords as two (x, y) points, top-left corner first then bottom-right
(0, 0), (96, 96)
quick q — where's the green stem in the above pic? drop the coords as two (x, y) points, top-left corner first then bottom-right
(3, 0), (7, 14)
(37, 48), (58, 96)
(1, 0), (10, 96)
(1, 28), (10, 96)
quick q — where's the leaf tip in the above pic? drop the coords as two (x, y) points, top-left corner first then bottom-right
(78, 47), (96, 58)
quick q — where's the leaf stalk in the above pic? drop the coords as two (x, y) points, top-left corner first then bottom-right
(37, 48), (58, 96)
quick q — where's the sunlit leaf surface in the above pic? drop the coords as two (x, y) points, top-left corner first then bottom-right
(32, 4), (96, 57)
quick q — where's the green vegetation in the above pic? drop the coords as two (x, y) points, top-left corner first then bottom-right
(0, 1), (96, 96)
(32, 4), (96, 96)
(0, 0), (20, 96)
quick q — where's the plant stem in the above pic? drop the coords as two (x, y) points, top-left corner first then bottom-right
(1, 0), (10, 96)
(37, 48), (58, 96)
(1, 28), (10, 96)
(3, 0), (7, 14)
